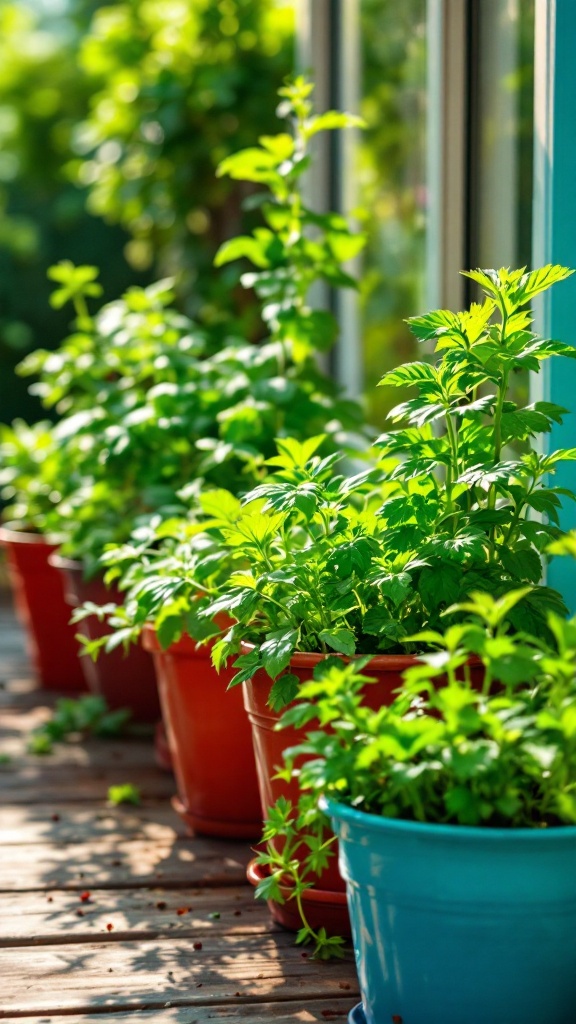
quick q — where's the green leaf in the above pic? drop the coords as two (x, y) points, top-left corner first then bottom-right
(214, 236), (271, 269)
(499, 546), (543, 584)
(108, 784), (141, 806)
(406, 308), (460, 341)
(156, 614), (184, 650)
(419, 564), (461, 610)
(305, 111), (365, 136)
(378, 361), (438, 389)
(509, 265), (574, 306)
(260, 628), (299, 679)
(268, 673), (300, 711)
(318, 628), (356, 656)
(228, 649), (261, 688)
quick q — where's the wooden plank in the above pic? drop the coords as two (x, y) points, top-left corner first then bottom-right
(0, 887), (265, 946)
(0, 800), (186, 845)
(0, 713), (174, 804)
(19, 998), (357, 1023)
(1, 720), (158, 766)
(0, 835), (253, 892)
(0, 764), (175, 804)
(0, 734), (161, 771)
(0, 934), (359, 1017)
(0, 674), (42, 710)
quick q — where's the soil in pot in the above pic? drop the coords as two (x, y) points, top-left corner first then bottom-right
(142, 626), (262, 839)
(51, 554), (160, 723)
(0, 525), (87, 691)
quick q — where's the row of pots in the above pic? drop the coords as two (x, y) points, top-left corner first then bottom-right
(4, 524), (576, 1024)
(0, 522), (397, 936)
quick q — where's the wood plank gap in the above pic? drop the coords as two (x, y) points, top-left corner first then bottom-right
(0, 992), (358, 1021)
(0, 877), (251, 894)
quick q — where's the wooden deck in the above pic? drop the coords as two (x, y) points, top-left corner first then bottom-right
(0, 598), (359, 1022)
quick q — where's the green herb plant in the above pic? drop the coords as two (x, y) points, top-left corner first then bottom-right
(261, 581), (576, 957)
(14, 78), (367, 575)
(107, 783), (141, 807)
(0, 420), (72, 533)
(203, 265), (576, 704)
(27, 695), (130, 755)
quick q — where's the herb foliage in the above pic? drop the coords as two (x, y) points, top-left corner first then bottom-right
(258, 580), (576, 956)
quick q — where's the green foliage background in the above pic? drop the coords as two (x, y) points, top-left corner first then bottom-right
(0, 0), (294, 426)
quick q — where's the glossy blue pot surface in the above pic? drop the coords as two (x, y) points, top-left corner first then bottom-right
(324, 798), (576, 1024)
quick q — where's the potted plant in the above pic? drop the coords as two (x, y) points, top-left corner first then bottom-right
(73, 76), (371, 832)
(198, 263), (576, 930)
(75, 509), (263, 837)
(0, 419), (86, 691)
(276, 577), (576, 1021)
(22, 266), (212, 720)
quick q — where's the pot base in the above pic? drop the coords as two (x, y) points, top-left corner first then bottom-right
(246, 857), (351, 937)
(171, 795), (261, 840)
(348, 1005), (365, 1024)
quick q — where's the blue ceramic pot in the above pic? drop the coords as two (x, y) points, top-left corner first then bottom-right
(323, 798), (576, 1024)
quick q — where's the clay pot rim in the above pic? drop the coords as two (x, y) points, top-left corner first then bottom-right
(240, 640), (426, 671)
(142, 622), (210, 658)
(247, 856), (347, 906)
(0, 521), (51, 546)
(47, 553), (83, 572)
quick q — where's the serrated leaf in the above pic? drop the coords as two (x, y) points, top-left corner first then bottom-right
(378, 360), (438, 389)
(268, 673), (300, 711)
(419, 564), (461, 610)
(500, 545), (543, 584)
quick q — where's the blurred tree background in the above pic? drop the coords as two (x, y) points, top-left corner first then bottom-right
(0, 0), (294, 425)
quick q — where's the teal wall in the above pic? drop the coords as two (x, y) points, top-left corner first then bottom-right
(532, 0), (576, 606)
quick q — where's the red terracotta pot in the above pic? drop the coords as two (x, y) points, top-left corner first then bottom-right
(153, 720), (173, 774)
(247, 857), (349, 936)
(51, 554), (160, 723)
(243, 650), (483, 936)
(0, 524), (86, 691)
(142, 626), (262, 839)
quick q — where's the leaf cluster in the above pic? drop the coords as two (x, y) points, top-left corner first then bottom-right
(68, 0), (294, 313)
(216, 76), (366, 359)
(199, 266), (575, 701)
(27, 695), (130, 755)
(279, 588), (576, 830)
(0, 420), (69, 531)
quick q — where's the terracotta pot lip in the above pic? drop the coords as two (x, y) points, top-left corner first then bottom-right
(247, 857), (347, 905)
(240, 640), (425, 670)
(47, 553), (83, 571)
(0, 521), (51, 545)
(142, 623), (210, 657)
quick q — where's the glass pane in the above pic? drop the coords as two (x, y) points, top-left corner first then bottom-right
(468, 0), (535, 412)
(357, 0), (428, 427)
(469, 0), (535, 272)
